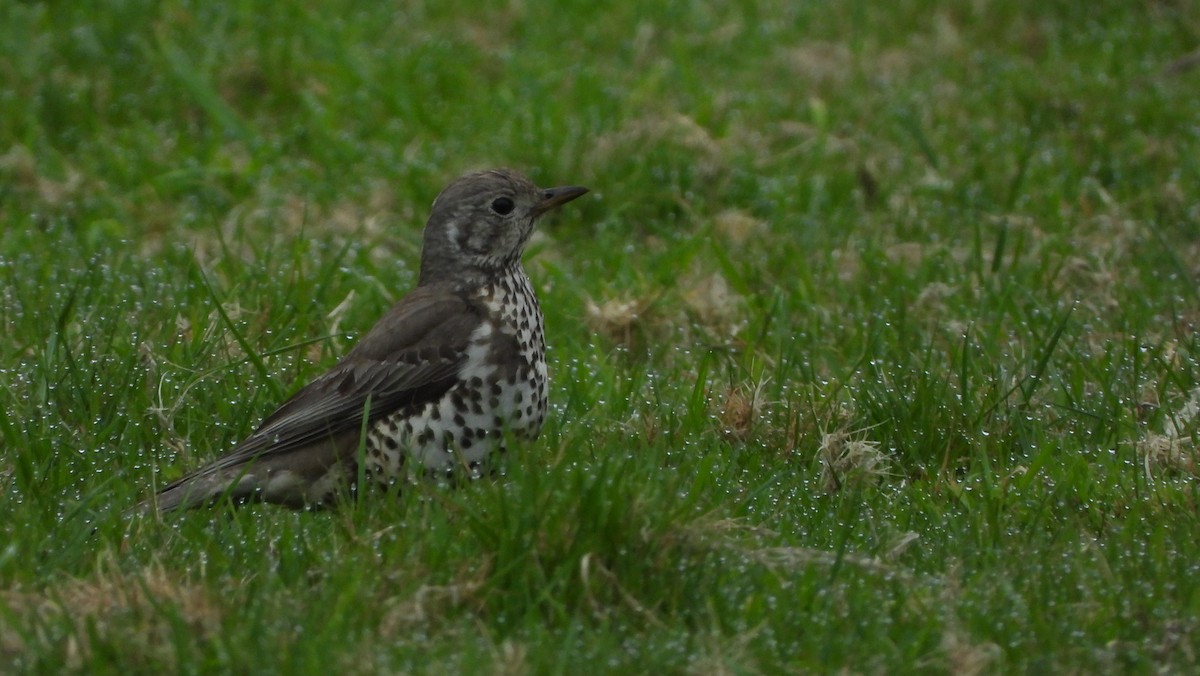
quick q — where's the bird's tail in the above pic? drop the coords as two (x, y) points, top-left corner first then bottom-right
(133, 434), (359, 515)
(131, 467), (265, 514)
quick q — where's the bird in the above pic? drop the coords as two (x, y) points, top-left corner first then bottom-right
(144, 169), (588, 512)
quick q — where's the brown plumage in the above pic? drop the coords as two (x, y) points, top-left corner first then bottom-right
(145, 169), (588, 512)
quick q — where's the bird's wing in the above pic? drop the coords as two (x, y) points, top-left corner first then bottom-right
(161, 285), (480, 481)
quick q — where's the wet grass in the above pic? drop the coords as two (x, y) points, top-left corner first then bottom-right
(3, 0), (1200, 672)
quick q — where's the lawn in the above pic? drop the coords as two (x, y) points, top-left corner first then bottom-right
(2, 0), (1199, 672)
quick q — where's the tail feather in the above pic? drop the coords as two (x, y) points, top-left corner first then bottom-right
(134, 468), (264, 514)
(134, 435), (359, 514)
(164, 472), (257, 511)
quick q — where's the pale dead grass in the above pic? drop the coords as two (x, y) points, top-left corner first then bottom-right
(1137, 435), (1195, 480)
(680, 270), (746, 340)
(913, 281), (957, 316)
(319, 289), (359, 359)
(489, 639), (529, 676)
(939, 620), (1002, 676)
(0, 145), (86, 211)
(827, 192), (1149, 336)
(588, 113), (726, 182)
(378, 579), (484, 635)
(1, 559), (225, 670)
(140, 302), (271, 466)
(583, 267), (746, 351)
(817, 428), (894, 493)
(1136, 387), (1200, 479)
(715, 378), (769, 443)
(685, 627), (764, 676)
(778, 41), (856, 86)
(775, 34), (920, 89)
(580, 552), (666, 630)
(741, 539), (917, 579)
(929, 567), (1002, 675)
(671, 516), (919, 581)
(584, 294), (654, 348)
(188, 187), (401, 266)
(712, 209), (767, 246)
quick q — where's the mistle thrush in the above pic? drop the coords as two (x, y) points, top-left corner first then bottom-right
(146, 169), (588, 512)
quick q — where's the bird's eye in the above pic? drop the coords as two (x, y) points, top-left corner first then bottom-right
(491, 197), (515, 215)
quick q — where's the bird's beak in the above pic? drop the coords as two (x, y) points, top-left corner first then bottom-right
(533, 185), (589, 217)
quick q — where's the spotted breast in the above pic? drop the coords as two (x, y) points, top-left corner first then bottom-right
(360, 262), (547, 486)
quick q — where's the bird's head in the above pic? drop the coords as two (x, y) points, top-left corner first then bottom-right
(419, 169), (588, 287)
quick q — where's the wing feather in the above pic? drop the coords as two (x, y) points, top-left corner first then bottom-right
(156, 284), (481, 491)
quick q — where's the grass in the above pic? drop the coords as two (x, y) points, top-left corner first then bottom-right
(2, 0), (1199, 672)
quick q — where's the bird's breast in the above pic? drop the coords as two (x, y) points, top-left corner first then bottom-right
(362, 267), (549, 482)
(477, 266), (546, 369)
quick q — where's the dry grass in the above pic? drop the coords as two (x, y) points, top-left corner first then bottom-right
(378, 579), (484, 635)
(715, 379), (769, 443)
(680, 270), (746, 339)
(929, 568), (1003, 676)
(1, 559), (225, 670)
(584, 294), (655, 349)
(1136, 387), (1200, 479)
(817, 428), (894, 493)
(587, 113), (727, 182)
(711, 209), (767, 246)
